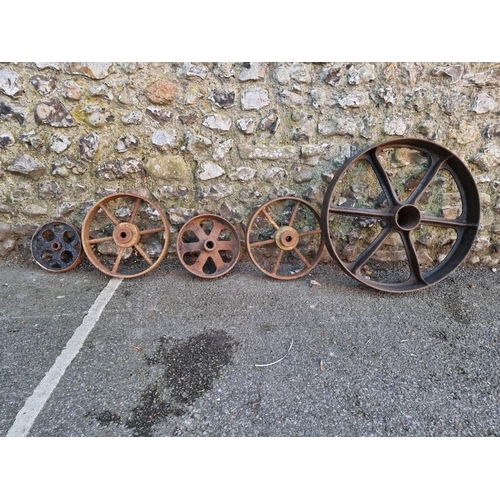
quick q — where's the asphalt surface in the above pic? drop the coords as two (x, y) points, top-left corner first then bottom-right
(1, 256), (500, 437)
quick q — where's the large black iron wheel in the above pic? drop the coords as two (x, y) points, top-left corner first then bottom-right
(320, 138), (481, 293)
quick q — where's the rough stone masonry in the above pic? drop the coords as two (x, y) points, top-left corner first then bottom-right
(0, 62), (499, 267)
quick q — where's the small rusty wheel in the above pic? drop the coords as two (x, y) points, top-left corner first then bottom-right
(245, 196), (325, 280)
(177, 214), (240, 278)
(81, 193), (170, 278)
(31, 221), (82, 272)
(321, 138), (481, 293)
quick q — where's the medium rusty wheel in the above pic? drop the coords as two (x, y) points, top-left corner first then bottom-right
(245, 196), (325, 280)
(177, 214), (240, 278)
(31, 221), (82, 272)
(321, 138), (481, 293)
(81, 193), (170, 278)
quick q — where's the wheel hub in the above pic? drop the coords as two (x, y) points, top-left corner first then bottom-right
(113, 222), (141, 247)
(275, 226), (300, 251)
(394, 204), (421, 231)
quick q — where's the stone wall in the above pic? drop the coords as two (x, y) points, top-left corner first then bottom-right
(0, 62), (499, 267)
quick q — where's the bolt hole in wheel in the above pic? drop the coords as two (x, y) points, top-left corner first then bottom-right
(320, 138), (481, 292)
(177, 214), (240, 278)
(31, 221), (83, 272)
(81, 193), (170, 278)
(245, 196), (325, 280)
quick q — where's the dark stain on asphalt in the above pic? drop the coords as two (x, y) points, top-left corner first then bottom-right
(126, 329), (237, 437)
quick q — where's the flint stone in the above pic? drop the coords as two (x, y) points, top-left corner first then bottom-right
(432, 65), (464, 83)
(151, 130), (176, 149)
(38, 180), (61, 200)
(22, 204), (48, 217)
(35, 62), (60, 70)
(115, 135), (140, 152)
(63, 80), (83, 100)
(0, 239), (16, 257)
(278, 89), (305, 106)
(444, 94), (466, 115)
(264, 167), (287, 181)
(0, 222), (11, 241)
(483, 124), (500, 138)
(448, 121), (479, 144)
(35, 99), (76, 127)
(56, 202), (76, 217)
(186, 133), (212, 153)
(377, 88), (397, 105)
(199, 184), (234, 201)
(198, 161), (225, 180)
(167, 207), (196, 225)
(470, 143), (500, 171)
(50, 133), (71, 154)
(202, 113), (231, 132)
(214, 63), (235, 79)
(0, 100), (25, 124)
(238, 63), (264, 81)
(145, 156), (190, 182)
(179, 63), (208, 79)
(118, 88), (139, 106)
(51, 156), (87, 177)
(209, 90), (235, 109)
(79, 132), (100, 161)
(121, 111), (143, 125)
(241, 89), (270, 110)
(259, 114), (280, 133)
(229, 167), (256, 181)
(19, 131), (44, 151)
(290, 64), (311, 83)
(179, 113), (198, 125)
(145, 80), (176, 104)
(30, 75), (57, 96)
(213, 139), (234, 161)
(185, 88), (204, 105)
(154, 186), (189, 202)
(90, 83), (114, 100)
(0, 204), (16, 215)
(64, 62), (113, 80)
(294, 168), (314, 184)
(383, 115), (409, 136)
(466, 68), (500, 86)
(337, 92), (370, 108)
(347, 64), (375, 85)
(96, 158), (143, 179)
(239, 144), (297, 160)
(318, 119), (356, 137)
(0, 132), (14, 149)
(472, 92), (496, 114)
(7, 154), (46, 180)
(236, 118), (255, 134)
(324, 66), (342, 85)
(0, 68), (23, 98)
(146, 106), (173, 123)
(81, 104), (111, 127)
(301, 144), (332, 158)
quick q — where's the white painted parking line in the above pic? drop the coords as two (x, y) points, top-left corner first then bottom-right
(6, 278), (122, 437)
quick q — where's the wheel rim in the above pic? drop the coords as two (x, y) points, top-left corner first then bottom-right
(245, 196), (325, 280)
(176, 214), (240, 278)
(320, 138), (481, 293)
(81, 193), (170, 278)
(31, 221), (82, 272)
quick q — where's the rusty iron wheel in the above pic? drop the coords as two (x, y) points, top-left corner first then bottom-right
(245, 196), (325, 280)
(321, 138), (481, 293)
(81, 193), (170, 278)
(31, 221), (82, 272)
(177, 214), (240, 278)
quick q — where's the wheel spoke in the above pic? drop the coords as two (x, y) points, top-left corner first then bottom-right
(288, 202), (301, 226)
(293, 247), (311, 267)
(272, 249), (285, 275)
(99, 202), (120, 226)
(139, 227), (166, 235)
(407, 154), (452, 205)
(216, 240), (237, 251)
(400, 231), (426, 284)
(112, 247), (126, 274)
(87, 236), (114, 245)
(212, 252), (225, 270)
(298, 229), (322, 238)
(129, 198), (142, 224)
(210, 220), (226, 239)
(261, 208), (280, 230)
(329, 204), (393, 219)
(348, 226), (392, 274)
(134, 244), (153, 266)
(420, 215), (477, 229)
(366, 149), (399, 206)
(179, 241), (202, 253)
(249, 238), (275, 248)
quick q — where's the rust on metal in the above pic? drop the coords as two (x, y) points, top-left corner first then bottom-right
(81, 192), (170, 278)
(320, 138), (481, 293)
(31, 221), (82, 272)
(176, 214), (240, 278)
(245, 196), (325, 280)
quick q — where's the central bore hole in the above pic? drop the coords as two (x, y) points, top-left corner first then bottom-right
(120, 231), (128, 239)
(206, 240), (215, 249)
(396, 205), (421, 230)
(285, 235), (293, 242)
(51, 242), (61, 250)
